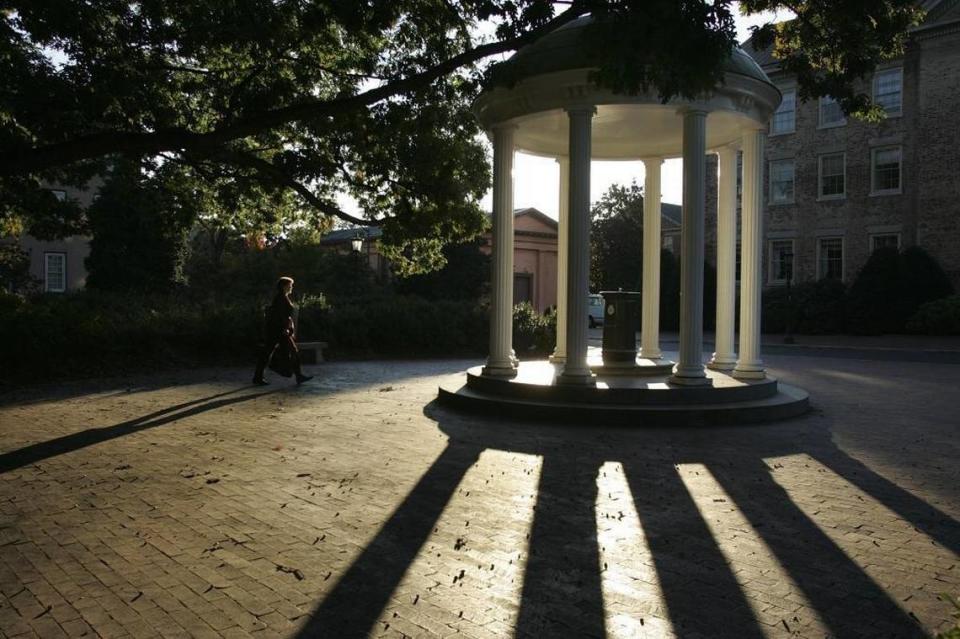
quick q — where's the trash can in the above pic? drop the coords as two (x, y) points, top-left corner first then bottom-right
(601, 290), (641, 366)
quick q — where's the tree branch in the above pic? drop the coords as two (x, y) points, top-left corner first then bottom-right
(218, 150), (382, 227)
(0, 6), (587, 176)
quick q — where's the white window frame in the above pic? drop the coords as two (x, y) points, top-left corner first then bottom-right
(818, 152), (846, 200)
(44, 252), (67, 293)
(768, 239), (796, 285)
(818, 96), (846, 128)
(870, 146), (902, 195)
(816, 237), (845, 282)
(873, 67), (903, 117)
(770, 89), (796, 136)
(768, 159), (795, 205)
(870, 233), (901, 252)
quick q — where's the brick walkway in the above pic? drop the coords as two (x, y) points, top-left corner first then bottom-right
(0, 354), (957, 638)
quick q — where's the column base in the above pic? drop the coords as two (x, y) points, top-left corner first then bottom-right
(668, 374), (713, 386)
(733, 365), (766, 380)
(548, 352), (566, 364)
(707, 356), (737, 371)
(482, 363), (517, 378)
(557, 368), (596, 386)
(639, 347), (662, 360)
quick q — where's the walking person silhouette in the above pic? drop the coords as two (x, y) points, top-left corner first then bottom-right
(253, 276), (313, 386)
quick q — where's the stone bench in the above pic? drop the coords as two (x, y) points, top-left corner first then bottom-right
(297, 341), (328, 365)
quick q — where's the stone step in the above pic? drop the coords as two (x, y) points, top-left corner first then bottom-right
(438, 380), (809, 427)
(465, 364), (779, 405)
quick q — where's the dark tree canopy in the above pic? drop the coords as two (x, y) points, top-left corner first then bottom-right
(1, 0), (922, 272)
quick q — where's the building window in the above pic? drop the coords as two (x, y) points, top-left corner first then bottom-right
(769, 240), (795, 284)
(819, 96), (845, 127)
(770, 90), (795, 135)
(817, 237), (844, 281)
(871, 146), (902, 194)
(873, 68), (902, 116)
(818, 153), (845, 199)
(769, 159), (795, 204)
(44, 252), (66, 293)
(50, 189), (67, 201)
(871, 233), (901, 252)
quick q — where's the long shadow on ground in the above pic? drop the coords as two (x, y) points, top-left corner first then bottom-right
(0, 387), (276, 474)
(289, 400), (947, 638)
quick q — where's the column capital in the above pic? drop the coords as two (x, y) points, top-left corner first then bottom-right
(715, 144), (739, 158)
(491, 122), (518, 133)
(565, 105), (597, 117)
(676, 107), (710, 118)
(741, 122), (766, 133)
(554, 155), (569, 165)
(640, 156), (664, 166)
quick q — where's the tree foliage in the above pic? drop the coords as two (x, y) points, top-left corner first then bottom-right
(2, 1), (923, 271)
(85, 161), (196, 292)
(591, 181), (643, 292)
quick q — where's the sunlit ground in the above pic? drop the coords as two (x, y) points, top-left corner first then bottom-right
(0, 354), (957, 638)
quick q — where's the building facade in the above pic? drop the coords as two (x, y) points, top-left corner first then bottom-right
(743, 0), (960, 289)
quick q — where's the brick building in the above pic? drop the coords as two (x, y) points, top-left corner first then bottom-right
(737, 0), (960, 289)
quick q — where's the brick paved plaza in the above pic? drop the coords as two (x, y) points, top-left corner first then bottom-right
(0, 352), (958, 638)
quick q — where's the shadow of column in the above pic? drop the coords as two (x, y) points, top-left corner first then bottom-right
(811, 448), (960, 556)
(514, 455), (606, 639)
(623, 461), (765, 638)
(710, 458), (925, 639)
(294, 443), (481, 639)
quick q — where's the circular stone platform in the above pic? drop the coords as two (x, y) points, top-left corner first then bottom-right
(437, 353), (809, 426)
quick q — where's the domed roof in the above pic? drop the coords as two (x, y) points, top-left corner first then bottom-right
(489, 15), (772, 88)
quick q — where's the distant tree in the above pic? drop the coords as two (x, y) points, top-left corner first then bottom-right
(0, 243), (37, 294)
(591, 181), (644, 292)
(2, 1), (922, 274)
(396, 239), (490, 301)
(85, 162), (195, 293)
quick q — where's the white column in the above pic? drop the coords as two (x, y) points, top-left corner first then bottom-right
(559, 107), (595, 385)
(708, 146), (739, 370)
(640, 157), (663, 360)
(734, 126), (766, 379)
(669, 109), (711, 386)
(550, 156), (569, 364)
(482, 124), (517, 377)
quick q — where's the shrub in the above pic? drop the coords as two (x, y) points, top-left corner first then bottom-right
(846, 247), (901, 335)
(762, 279), (847, 334)
(896, 246), (954, 326)
(906, 295), (960, 335)
(512, 302), (555, 356)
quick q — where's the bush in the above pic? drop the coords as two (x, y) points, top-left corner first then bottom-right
(762, 279), (847, 334)
(906, 295), (960, 335)
(846, 247), (901, 335)
(297, 294), (488, 359)
(0, 290), (491, 384)
(896, 246), (954, 325)
(512, 302), (556, 356)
